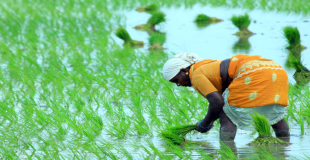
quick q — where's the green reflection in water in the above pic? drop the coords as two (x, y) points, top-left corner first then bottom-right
(232, 36), (251, 54)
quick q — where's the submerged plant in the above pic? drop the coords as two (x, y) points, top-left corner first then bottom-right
(148, 32), (166, 51)
(231, 13), (253, 36)
(283, 26), (307, 52)
(136, 4), (159, 13)
(134, 12), (165, 31)
(115, 26), (144, 48)
(248, 112), (289, 146)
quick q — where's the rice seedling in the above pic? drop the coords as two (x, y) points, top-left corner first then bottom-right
(115, 26), (144, 48)
(135, 4), (159, 13)
(288, 52), (310, 84)
(231, 13), (254, 36)
(194, 14), (223, 24)
(248, 112), (289, 146)
(134, 12), (166, 31)
(283, 26), (307, 52)
(218, 141), (237, 159)
(160, 124), (210, 146)
(148, 32), (166, 51)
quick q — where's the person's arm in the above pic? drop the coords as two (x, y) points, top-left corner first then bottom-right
(191, 73), (224, 132)
(200, 91), (224, 127)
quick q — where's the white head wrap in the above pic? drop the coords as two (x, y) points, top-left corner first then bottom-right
(162, 52), (203, 81)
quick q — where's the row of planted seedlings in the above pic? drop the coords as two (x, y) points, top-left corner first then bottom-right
(0, 3), (156, 158)
(0, 47), (308, 159)
(282, 26), (310, 136)
(117, 4), (255, 54)
(106, 0), (310, 15)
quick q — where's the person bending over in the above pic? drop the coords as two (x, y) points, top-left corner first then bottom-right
(162, 52), (290, 141)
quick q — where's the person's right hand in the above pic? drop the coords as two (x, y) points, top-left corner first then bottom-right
(195, 120), (213, 133)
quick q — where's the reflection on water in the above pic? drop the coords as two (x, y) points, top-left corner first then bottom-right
(232, 36), (251, 54)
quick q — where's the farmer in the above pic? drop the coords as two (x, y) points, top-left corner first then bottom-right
(162, 52), (290, 141)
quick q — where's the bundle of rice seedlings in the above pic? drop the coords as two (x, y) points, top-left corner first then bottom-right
(161, 131), (185, 145)
(283, 26), (307, 52)
(287, 52), (310, 84)
(136, 4), (159, 13)
(168, 124), (197, 136)
(294, 71), (310, 85)
(160, 124), (197, 145)
(288, 52), (305, 72)
(248, 112), (289, 146)
(231, 13), (253, 36)
(115, 27), (144, 47)
(148, 32), (166, 51)
(194, 14), (223, 28)
(195, 14), (223, 23)
(134, 12), (165, 31)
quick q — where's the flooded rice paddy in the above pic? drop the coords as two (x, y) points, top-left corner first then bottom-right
(1, 0), (310, 159)
(113, 5), (310, 159)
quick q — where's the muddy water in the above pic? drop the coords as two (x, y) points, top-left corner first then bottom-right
(113, 4), (310, 159)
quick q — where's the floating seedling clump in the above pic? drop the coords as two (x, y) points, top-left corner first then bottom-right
(115, 26), (144, 48)
(134, 12), (166, 31)
(194, 14), (223, 28)
(248, 112), (289, 146)
(136, 4), (159, 13)
(231, 13), (254, 37)
(283, 26), (307, 52)
(195, 14), (222, 23)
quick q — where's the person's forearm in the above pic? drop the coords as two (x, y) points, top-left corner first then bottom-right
(201, 101), (224, 127)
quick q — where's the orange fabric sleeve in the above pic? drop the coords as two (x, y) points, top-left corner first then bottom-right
(190, 60), (223, 97)
(191, 73), (218, 97)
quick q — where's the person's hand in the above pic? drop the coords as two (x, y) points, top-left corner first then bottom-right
(195, 120), (213, 133)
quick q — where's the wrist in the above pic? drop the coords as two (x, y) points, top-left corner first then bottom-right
(199, 121), (209, 129)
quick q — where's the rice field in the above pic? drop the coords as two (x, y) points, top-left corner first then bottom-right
(0, 0), (310, 159)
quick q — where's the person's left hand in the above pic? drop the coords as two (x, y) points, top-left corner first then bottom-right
(195, 120), (213, 133)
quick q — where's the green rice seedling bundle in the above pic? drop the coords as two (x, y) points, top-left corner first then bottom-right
(160, 124), (196, 145)
(288, 52), (310, 84)
(194, 14), (223, 28)
(248, 112), (289, 146)
(134, 12), (165, 31)
(288, 52), (309, 72)
(194, 14), (223, 23)
(148, 32), (166, 51)
(115, 26), (144, 48)
(160, 124), (210, 146)
(231, 13), (254, 36)
(136, 4), (159, 13)
(283, 26), (307, 52)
